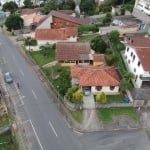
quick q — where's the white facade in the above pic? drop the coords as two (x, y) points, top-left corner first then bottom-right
(91, 86), (119, 94)
(37, 36), (77, 45)
(124, 46), (150, 88)
(135, 0), (150, 15)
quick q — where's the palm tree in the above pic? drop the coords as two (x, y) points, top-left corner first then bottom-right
(123, 72), (135, 82)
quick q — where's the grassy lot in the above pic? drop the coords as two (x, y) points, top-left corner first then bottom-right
(78, 33), (99, 42)
(0, 130), (18, 150)
(30, 49), (55, 66)
(106, 94), (124, 103)
(69, 110), (83, 123)
(97, 107), (138, 123)
(0, 115), (12, 127)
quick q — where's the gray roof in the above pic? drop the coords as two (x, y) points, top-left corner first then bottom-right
(130, 88), (150, 100)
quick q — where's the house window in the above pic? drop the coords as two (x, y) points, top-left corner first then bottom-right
(132, 55), (135, 62)
(127, 47), (129, 52)
(110, 86), (115, 90)
(131, 52), (133, 56)
(134, 68), (136, 72)
(125, 55), (127, 59)
(96, 86), (102, 91)
(135, 75), (138, 82)
(128, 60), (130, 64)
(138, 61), (141, 66)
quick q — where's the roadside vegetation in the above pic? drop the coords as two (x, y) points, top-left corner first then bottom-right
(97, 107), (138, 123)
(69, 110), (83, 123)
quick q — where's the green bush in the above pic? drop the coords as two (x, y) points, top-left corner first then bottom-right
(78, 24), (99, 33)
(96, 92), (107, 103)
(25, 38), (37, 46)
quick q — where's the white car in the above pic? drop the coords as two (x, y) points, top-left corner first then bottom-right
(4, 72), (13, 83)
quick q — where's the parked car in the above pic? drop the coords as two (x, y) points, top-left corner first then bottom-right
(4, 72), (13, 83)
(83, 87), (91, 96)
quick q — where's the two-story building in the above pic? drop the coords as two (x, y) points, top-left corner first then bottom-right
(123, 35), (150, 88)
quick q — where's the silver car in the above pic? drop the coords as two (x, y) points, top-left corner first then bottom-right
(4, 72), (13, 83)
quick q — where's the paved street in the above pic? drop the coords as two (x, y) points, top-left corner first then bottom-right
(1, 31), (150, 150)
(0, 33), (84, 150)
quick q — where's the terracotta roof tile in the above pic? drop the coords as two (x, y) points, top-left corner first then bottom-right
(71, 66), (120, 86)
(57, 10), (75, 15)
(56, 42), (91, 61)
(136, 47), (150, 71)
(35, 27), (78, 40)
(93, 54), (105, 62)
(33, 15), (47, 23)
(50, 10), (91, 25)
(20, 8), (41, 15)
(124, 35), (150, 71)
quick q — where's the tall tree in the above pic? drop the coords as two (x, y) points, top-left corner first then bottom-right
(80, 0), (96, 15)
(2, 1), (18, 13)
(109, 30), (120, 43)
(42, 0), (58, 14)
(5, 14), (23, 31)
(23, 0), (33, 8)
(91, 35), (107, 53)
(123, 72), (135, 82)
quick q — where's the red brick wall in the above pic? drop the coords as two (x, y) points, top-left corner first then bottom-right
(51, 16), (79, 29)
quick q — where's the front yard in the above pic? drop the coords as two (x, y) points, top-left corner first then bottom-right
(30, 49), (55, 66)
(78, 33), (99, 42)
(97, 107), (138, 123)
(69, 110), (83, 123)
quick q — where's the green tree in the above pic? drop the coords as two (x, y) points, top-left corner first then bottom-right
(57, 68), (71, 96)
(72, 89), (83, 104)
(58, 0), (75, 10)
(5, 14), (23, 31)
(119, 79), (132, 92)
(23, 0), (33, 8)
(91, 35), (107, 53)
(80, 0), (97, 15)
(102, 13), (112, 25)
(2, 1), (18, 13)
(123, 72), (135, 82)
(66, 86), (78, 102)
(109, 30), (120, 43)
(42, 0), (58, 14)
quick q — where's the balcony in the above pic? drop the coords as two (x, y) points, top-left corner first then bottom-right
(140, 75), (150, 81)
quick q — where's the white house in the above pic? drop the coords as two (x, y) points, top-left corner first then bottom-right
(71, 66), (120, 95)
(135, 0), (150, 15)
(123, 35), (150, 88)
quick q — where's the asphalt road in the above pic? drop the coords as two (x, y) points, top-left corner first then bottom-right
(0, 33), (84, 150)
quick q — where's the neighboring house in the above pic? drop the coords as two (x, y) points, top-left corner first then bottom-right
(20, 8), (46, 27)
(56, 42), (106, 66)
(71, 66), (120, 94)
(93, 54), (105, 66)
(34, 10), (91, 44)
(56, 42), (92, 66)
(123, 35), (150, 88)
(35, 27), (78, 45)
(49, 10), (91, 29)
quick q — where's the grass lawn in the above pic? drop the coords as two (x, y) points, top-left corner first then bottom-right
(0, 115), (12, 127)
(69, 110), (83, 123)
(0, 130), (18, 150)
(78, 34), (99, 42)
(30, 49), (55, 66)
(106, 94), (124, 103)
(97, 107), (138, 123)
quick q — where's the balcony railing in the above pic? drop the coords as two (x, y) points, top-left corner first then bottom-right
(140, 75), (150, 81)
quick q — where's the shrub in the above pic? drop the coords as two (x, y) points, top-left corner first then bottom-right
(96, 92), (107, 103)
(25, 38), (37, 46)
(66, 86), (78, 102)
(72, 89), (83, 104)
(78, 24), (99, 33)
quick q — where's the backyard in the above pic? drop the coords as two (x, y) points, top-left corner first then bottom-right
(78, 33), (99, 42)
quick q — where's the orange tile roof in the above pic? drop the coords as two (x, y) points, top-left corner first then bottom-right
(50, 10), (91, 25)
(136, 47), (150, 71)
(20, 8), (41, 15)
(33, 15), (47, 23)
(56, 42), (91, 61)
(71, 66), (120, 86)
(35, 27), (78, 40)
(93, 54), (105, 62)
(124, 35), (150, 71)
